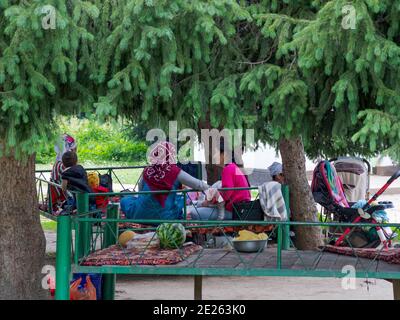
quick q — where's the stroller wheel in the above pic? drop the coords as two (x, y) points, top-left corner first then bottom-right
(328, 238), (337, 246)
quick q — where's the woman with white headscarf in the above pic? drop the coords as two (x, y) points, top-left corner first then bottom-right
(49, 134), (77, 209)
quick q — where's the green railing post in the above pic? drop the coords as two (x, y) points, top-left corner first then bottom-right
(281, 184), (291, 250)
(55, 214), (71, 300)
(277, 224), (282, 269)
(76, 193), (90, 259)
(48, 187), (53, 214)
(102, 204), (119, 300)
(183, 190), (187, 220)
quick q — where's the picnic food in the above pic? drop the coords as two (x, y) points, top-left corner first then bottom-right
(234, 230), (268, 241)
(156, 223), (186, 249)
(118, 230), (136, 247)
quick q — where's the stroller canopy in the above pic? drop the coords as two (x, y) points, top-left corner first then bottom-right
(311, 160), (349, 212)
(333, 158), (369, 202)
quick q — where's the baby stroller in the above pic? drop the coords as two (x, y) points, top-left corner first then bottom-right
(319, 157), (370, 223)
(311, 160), (399, 249)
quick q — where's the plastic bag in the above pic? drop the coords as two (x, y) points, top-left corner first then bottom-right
(70, 275), (97, 300)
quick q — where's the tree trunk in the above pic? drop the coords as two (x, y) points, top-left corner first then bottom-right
(198, 119), (223, 185)
(0, 152), (46, 299)
(279, 137), (323, 250)
(204, 138), (223, 185)
(201, 134), (245, 185)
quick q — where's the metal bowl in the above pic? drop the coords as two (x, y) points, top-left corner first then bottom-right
(232, 239), (267, 253)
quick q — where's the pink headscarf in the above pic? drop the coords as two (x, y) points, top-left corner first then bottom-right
(55, 134), (77, 162)
(143, 141), (181, 207)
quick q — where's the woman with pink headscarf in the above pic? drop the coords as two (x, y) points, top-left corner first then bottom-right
(50, 134), (77, 209)
(120, 141), (209, 220)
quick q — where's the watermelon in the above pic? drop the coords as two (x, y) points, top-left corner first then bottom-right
(156, 223), (186, 249)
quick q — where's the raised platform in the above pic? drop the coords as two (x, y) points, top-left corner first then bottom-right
(75, 248), (400, 280)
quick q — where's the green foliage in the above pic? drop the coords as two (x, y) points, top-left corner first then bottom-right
(279, 0), (400, 158)
(93, 0), (400, 159)
(2, 0), (400, 162)
(0, 0), (98, 158)
(35, 119), (147, 164)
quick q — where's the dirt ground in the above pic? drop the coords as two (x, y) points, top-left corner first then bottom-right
(114, 275), (394, 300)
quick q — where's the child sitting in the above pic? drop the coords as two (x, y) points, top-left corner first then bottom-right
(60, 152), (91, 213)
(61, 152), (91, 193)
(87, 171), (110, 211)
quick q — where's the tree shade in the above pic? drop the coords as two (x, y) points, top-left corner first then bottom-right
(2, 0), (400, 298)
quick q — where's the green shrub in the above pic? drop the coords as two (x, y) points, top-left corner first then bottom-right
(36, 143), (56, 164)
(36, 118), (148, 164)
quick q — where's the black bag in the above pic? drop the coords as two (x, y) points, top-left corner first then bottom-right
(177, 162), (202, 180)
(99, 174), (113, 192)
(232, 200), (264, 221)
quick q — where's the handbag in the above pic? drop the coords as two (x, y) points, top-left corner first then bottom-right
(232, 200), (264, 221)
(99, 173), (113, 192)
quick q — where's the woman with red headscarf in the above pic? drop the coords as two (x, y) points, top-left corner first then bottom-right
(120, 141), (209, 220)
(49, 134), (77, 211)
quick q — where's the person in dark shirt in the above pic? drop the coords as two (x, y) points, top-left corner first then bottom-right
(61, 151), (91, 193)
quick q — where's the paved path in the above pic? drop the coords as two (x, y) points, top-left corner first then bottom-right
(45, 231), (57, 253)
(114, 275), (394, 300)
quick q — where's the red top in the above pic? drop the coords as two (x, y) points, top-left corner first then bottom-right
(221, 163), (251, 211)
(92, 186), (109, 210)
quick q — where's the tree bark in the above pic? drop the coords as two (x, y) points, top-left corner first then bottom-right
(198, 119), (223, 185)
(204, 141), (223, 185)
(279, 136), (323, 250)
(0, 152), (46, 299)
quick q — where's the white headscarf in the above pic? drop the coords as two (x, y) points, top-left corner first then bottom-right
(268, 162), (283, 177)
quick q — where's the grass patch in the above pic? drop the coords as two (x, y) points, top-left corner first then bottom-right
(41, 218), (57, 232)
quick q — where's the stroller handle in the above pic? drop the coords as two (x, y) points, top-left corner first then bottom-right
(363, 169), (400, 208)
(388, 170), (400, 184)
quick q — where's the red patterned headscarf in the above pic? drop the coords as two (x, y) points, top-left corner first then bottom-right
(143, 141), (181, 207)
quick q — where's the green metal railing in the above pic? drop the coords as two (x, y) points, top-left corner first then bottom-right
(36, 165), (148, 220)
(35, 167), (400, 300)
(36, 164), (203, 219)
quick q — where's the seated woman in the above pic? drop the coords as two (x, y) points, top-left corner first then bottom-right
(120, 141), (209, 220)
(189, 144), (251, 220)
(49, 134), (77, 210)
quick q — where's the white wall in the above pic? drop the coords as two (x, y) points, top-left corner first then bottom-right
(193, 142), (317, 170)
